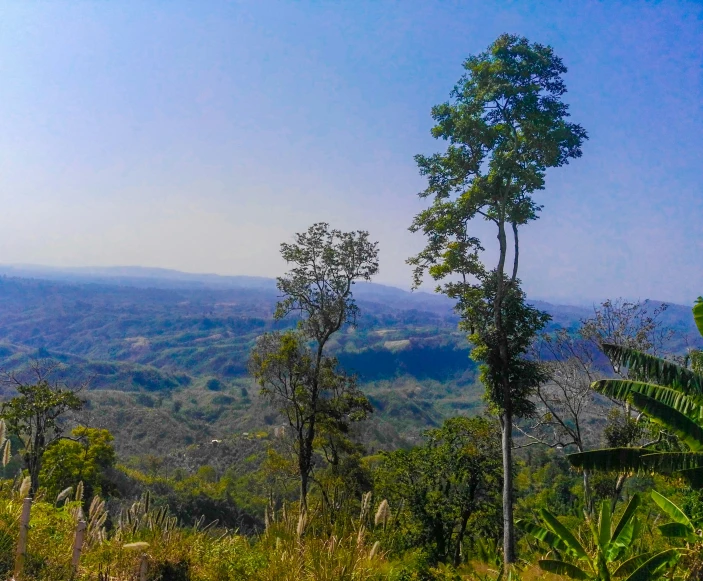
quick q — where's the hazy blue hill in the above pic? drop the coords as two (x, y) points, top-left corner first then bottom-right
(0, 267), (699, 454)
(0, 264), (278, 290)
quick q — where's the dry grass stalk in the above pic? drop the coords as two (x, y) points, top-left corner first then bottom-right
(360, 491), (372, 522)
(87, 495), (108, 544)
(18, 476), (31, 499)
(75, 480), (84, 503)
(56, 486), (73, 504)
(374, 499), (390, 527)
(2, 439), (10, 467)
(296, 508), (307, 538)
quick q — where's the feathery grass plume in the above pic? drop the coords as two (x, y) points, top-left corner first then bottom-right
(88, 495), (108, 544)
(75, 480), (84, 503)
(360, 491), (372, 522)
(19, 475), (31, 498)
(56, 486), (73, 504)
(356, 523), (366, 547)
(296, 509), (307, 538)
(369, 541), (381, 559)
(2, 439), (10, 467)
(89, 495), (102, 518)
(374, 499), (390, 527)
(265, 506), (270, 530)
(356, 491), (373, 546)
(0, 419), (5, 446)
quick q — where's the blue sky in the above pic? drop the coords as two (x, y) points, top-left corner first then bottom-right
(0, 1), (701, 304)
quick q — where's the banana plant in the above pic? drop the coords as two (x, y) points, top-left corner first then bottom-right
(519, 493), (679, 580)
(651, 490), (702, 546)
(568, 298), (703, 486)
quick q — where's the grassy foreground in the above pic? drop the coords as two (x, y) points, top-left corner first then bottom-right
(0, 478), (570, 581)
(0, 480), (450, 581)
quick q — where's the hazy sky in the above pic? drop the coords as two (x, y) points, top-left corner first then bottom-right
(0, 1), (701, 304)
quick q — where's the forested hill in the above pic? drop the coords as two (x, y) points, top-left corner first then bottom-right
(0, 267), (699, 454)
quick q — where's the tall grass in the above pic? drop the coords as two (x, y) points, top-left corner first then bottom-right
(0, 480), (397, 581)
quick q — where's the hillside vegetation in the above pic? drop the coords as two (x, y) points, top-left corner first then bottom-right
(0, 272), (700, 458)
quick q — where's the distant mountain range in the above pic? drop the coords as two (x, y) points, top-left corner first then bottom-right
(0, 263), (698, 331)
(0, 264), (699, 455)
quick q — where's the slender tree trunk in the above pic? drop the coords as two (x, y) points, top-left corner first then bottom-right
(298, 342), (324, 517)
(454, 510), (471, 567)
(583, 469), (593, 516)
(28, 454), (40, 498)
(299, 472), (309, 514)
(501, 410), (515, 563)
(434, 518), (446, 563)
(611, 474), (627, 513)
(511, 222), (519, 283)
(496, 215), (515, 565)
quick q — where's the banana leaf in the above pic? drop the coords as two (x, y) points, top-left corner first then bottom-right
(612, 551), (659, 577)
(611, 494), (640, 546)
(640, 452), (703, 472)
(568, 448), (650, 472)
(623, 549), (680, 581)
(651, 490), (691, 526)
(657, 522), (695, 541)
(538, 559), (592, 580)
(540, 508), (589, 560)
(598, 500), (611, 549)
(593, 380), (703, 413)
(601, 343), (703, 395)
(694, 297), (703, 338)
(516, 519), (568, 551)
(630, 392), (703, 451)
(674, 466), (703, 488)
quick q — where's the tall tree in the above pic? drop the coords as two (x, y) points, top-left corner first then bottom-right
(408, 34), (587, 563)
(249, 331), (371, 517)
(0, 363), (83, 496)
(251, 222), (378, 519)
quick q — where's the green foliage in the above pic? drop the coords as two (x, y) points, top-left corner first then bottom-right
(275, 222), (380, 341)
(692, 297), (703, 341)
(463, 275), (551, 417)
(407, 34), (587, 564)
(515, 449), (583, 519)
(251, 223), (379, 514)
(520, 494), (679, 580)
(568, 301), (703, 487)
(0, 377), (83, 494)
(206, 378), (222, 391)
(0, 480), (403, 581)
(250, 330), (373, 510)
(374, 417), (502, 565)
(406, 31), (585, 418)
(40, 427), (116, 501)
(651, 490), (702, 545)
